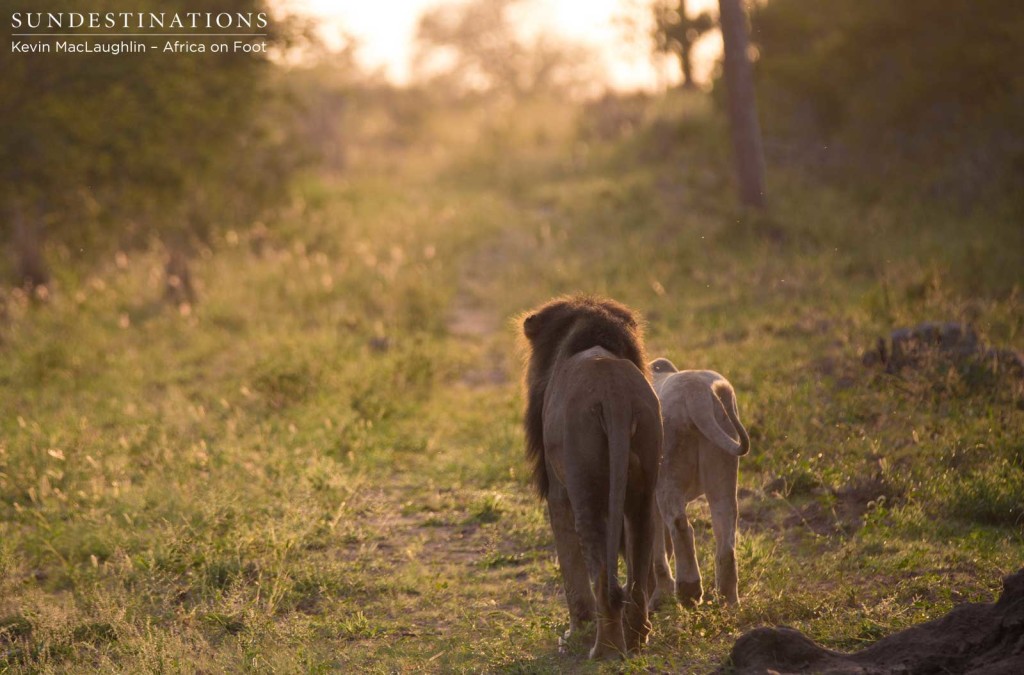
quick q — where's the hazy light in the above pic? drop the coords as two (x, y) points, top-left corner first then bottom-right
(282, 0), (721, 91)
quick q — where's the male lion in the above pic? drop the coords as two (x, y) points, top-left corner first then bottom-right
(648, 358), (749, 607)
(521, 296), (663, 659)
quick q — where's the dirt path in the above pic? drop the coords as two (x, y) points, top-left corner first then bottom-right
(316, 225), (558, 664)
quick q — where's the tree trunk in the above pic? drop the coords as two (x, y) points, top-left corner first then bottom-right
(678, 0), (696, 89)
(718, 0), (767, 208)
(165, 246), (196, 307)
(679, 42), (695, 89)
(11, 204), (50, 289)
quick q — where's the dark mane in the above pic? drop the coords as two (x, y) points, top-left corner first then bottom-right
(520, 295), (648, 498)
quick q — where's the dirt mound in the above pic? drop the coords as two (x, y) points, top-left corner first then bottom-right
(862, 322), (1024, 378)
(722, 567), (1024, 674)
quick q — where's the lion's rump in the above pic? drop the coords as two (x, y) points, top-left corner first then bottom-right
(522, 295), (647, 497)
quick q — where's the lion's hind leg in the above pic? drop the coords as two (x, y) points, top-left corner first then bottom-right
(623, 415), (660, 653)
(562, 428), (627, 659)
(546, 480), (597, 638)
(572, 498), (626, 660)
(623, 493), (656, 653)
(589, 568), (627, 659)
(650, 424), (678, 609)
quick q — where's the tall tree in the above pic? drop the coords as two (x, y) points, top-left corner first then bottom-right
(718, 0), (767, 208)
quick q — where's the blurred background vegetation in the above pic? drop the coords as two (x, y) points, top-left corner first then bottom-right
(0, 0), (310, 287)
(3, 0), (1021, 289)
(749, 0), (1024, 207)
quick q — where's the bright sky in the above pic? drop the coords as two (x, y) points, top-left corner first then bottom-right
(283, 0), (721, 91)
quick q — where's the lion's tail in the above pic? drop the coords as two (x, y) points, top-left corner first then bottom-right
(605, 402), (630, 611)
(688, 381), (750, 457)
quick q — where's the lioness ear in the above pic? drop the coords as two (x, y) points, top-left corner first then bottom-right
(650, 358), (677, 373)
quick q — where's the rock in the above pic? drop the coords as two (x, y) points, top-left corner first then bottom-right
(886, 322), (978, 372)
(720, 567), (1024, 674)
(864, 322), (1024, 379)
(728, 627), (851, 674)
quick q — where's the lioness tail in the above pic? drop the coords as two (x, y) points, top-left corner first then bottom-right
(687, 381), (750, 457)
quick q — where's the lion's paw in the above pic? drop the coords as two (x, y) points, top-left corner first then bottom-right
(589, 641), (626, 660)
(626, 621), (652, 654)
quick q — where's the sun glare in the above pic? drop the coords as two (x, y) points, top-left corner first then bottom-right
(283, 0), (720, 91)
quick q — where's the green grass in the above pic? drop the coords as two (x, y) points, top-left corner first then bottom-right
(1, 90), (1022, 672)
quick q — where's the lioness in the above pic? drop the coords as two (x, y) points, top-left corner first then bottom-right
(648, 358), (749, 607)
(521, 296), (662, 658)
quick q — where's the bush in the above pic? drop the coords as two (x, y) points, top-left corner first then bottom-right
(749, 0), (1024, 206)
(0, 0), (308, 272)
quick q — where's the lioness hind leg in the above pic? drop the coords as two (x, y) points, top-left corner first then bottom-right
(669, 515), (702, 606)
(709, 498), (739, 605)
(703, 443), (740, 606)
(546, 481), (596, 635)
(649, 505), (674, 609)
(657, 494), (702, 605)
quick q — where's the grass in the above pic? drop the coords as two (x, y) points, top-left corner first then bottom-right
(1, 89), (1022, 672)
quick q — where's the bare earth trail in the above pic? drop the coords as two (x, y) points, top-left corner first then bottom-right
(316, 220), (569, 669)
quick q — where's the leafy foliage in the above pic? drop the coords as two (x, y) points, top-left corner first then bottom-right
(0, 0), (300, 259)
(749, 0), (1024, 204)
(414, 0), (597, 99)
